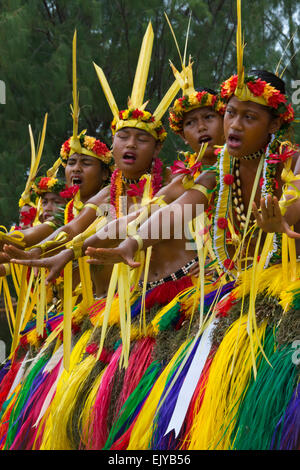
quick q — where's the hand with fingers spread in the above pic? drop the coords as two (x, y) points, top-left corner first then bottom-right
(252, 195), (300, 239)
(85, 237), (141, 269)
(188, 264), (199, 277)
(3, 244), (43, 262)
(0, 251), (10, 264)
(10, 249), (74, 284)
(0, 264), (7, 277)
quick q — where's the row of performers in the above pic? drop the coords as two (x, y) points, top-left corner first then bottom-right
(0, 13), (299, 451)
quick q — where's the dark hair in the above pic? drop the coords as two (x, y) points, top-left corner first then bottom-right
(249, 69), (286, 95)
(247, 69), (288, 123)
(197, 86), (218, 95)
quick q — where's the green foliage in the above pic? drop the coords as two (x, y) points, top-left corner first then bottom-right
(0, 0), (299, 228)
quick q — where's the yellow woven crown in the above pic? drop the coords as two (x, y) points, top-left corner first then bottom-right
(93, 22), (182, 142)
(220, 0), (295, 127)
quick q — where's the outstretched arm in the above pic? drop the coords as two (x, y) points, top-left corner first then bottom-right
(3, 186), (110, 262)
(154, 174), (186, 204)
(4, 222), (54, 248)
(86, 171), (215, 268)
(9, 208), (142, 283)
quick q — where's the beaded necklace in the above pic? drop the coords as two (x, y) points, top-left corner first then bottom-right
(231, 158), (258, 232)
(212, 137), (296, 277)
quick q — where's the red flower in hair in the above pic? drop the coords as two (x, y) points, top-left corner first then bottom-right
(38, 177), (51, 190)
(92, 140), (109, 157)
(132, 109), (144, 119)
(63, 139), (71, 153)
(229, 75), (238, 92)
(281, 103), (295, 123)
(196, 91), (206, 102)
(247, 79), (266, 96)
(211, 94), (217, 106)
(221, 75), (238, 98)
(267, 91), (287, 109)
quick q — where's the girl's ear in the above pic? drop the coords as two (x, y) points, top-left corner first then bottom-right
(111, 135), (115, 149)
(153, 141), (163, 158)
(269, 116), (282, 135)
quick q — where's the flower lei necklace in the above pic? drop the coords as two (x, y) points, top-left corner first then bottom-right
(109, 157), (164, 219)
(63, 186), (83, 224)
(212, 137), (297, 277)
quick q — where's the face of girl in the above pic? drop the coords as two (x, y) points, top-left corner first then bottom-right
(65, 153), (107, 202)
(112, 127), (162, 179)
(182, 107), (225, 161)
(224, 96), (281, 158)
(41, 192), (66, 221)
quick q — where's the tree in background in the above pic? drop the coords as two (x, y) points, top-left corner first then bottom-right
(0, 0), (299, 228)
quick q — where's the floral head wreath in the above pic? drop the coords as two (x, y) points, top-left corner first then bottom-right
(110, 107), (167, 143)
(60, 130), (112, 165)
(168, 58), (226, 134)
(163, 14), (226, 135)
(93, 22), (183, 144)
(220, 0), (295, 129)
(31, 176), (68, 198)
(29, 176), (79, 228)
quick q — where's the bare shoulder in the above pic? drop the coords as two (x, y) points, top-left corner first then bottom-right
(195, 165), (217, 190)
(86, 184), (111, 206)
(156, 174), (185, 203)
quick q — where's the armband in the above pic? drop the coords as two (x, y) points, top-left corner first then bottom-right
(67, 235), (83, 259)
(65, 216), (104, 259)
(0, 231), (26, 248)
(131, 234), (143, 252)
(44, 220), (57, 229)
(182, 175), (194, 190)
(84, 203), (99, 212)
(4, 263), (11, 276)
(189, 183), (210, 200)
(28, 231), (69, 255)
